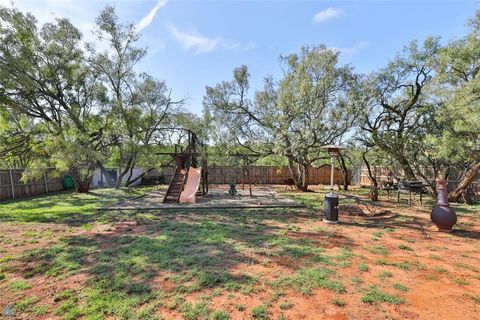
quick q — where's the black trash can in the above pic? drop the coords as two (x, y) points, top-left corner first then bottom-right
(324, 193), (339, 223)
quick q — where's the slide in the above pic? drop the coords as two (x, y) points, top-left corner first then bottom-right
(180, 167), (202, 204)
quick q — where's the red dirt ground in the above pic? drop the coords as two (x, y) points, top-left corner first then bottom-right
(0, 188), (479, 320)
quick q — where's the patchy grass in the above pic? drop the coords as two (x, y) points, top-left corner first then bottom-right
(453, 278), (470, 286)
(361, 285), (404, 305)
(251, 305), (269, 320)
(379, 271), (393, 281)
(272, 267), (345, 295)
(398, 244), (413, 251)
(369, 245), (389, 255)
(278, 301), (293, 310)
(0, 185), (478, 319)
(392, 283), (409, 292)
(332, 298), (346, 307)
(376, 259), (411, 271)
(0, 186), (155, 224)
(9, 279), (30, 291)
(358, 263), (369, 273)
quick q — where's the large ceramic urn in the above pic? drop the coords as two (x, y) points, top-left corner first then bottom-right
(431, 180), (457, 232)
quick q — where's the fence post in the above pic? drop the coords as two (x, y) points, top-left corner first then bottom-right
(9, 169), (15, 199)
(44, 171), (49, 193)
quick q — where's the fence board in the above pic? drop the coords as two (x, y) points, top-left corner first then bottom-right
(357, 165), (480, 193)
(0, 169), (64, 201)
(145, 165), (350, 186)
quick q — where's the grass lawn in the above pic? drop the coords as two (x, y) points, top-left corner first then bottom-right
(0, 186), (156, 224)
(0, 185), (479, 319)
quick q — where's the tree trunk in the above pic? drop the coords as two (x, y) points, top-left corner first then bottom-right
(287, 158), (309, 191)
(396, 156), (416, 180)
(363, 152), (378, 201)
(116, 157), (134, 188)
(413, 166), (437, 200)
(448, 161), (480, 203)
(76, 175), (93, 193)
(338, 154), (349, 191)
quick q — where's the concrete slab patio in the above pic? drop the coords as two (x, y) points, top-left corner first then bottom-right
(98, 185), (304, 210)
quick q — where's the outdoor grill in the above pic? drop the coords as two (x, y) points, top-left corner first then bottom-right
(397, 181), (425, 206)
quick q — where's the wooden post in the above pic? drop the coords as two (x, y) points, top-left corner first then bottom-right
(9, 169), (15, 199)
(248, 159), (252, 197)
(242, 158), (245, 191)
(44, 171), (49, 193)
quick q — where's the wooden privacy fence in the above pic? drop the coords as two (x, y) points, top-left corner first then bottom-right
(357, 166), (480, 192)
(0, 169), (64, 201)
(145, 165), (350, 185)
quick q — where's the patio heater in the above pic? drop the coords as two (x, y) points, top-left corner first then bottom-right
(321, 145), (343, 224)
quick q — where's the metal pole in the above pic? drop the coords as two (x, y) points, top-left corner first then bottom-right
(9, 169), (15, 199)
(330, 155), (335, 192)
(44, 171), (49, 193)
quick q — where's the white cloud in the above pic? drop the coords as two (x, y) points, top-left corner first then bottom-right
(136, 0), (168, 33)
(168, 24), (254, 54)
(330, 41), (369, 55)
(222, 40), (256, 51)
(313, 7), (343, 24)
(168, 24), (220, 54)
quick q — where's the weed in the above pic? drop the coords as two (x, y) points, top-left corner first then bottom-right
(372, 231), (384, 239)
(33, 305), (49, 315)
(251, 306), (268, 320)
(370, 245), (388, 255)
(453, 278), (470, 286)
(279, 301), (293, 310)
(392, 283), (409, 292)
(273, 267), (345, 295)
(361, 285), (404, 305)
(15, 296), (39, 311)
(9, 279), (30, 291)
(332, 298), (346, 307)
(182, 302), (209, 320)
(379, 271), (393, 280)
(398, 244), (413, 251)
(465, 294), (480, 304)
(53, 296), (80, 320)
(211, 309), (230, 320)
(358, 263), (369, 273)
(427, 274), (439, 281)
(310, 254), (335, 266)
(351, 276), (363, 286)
(168, 295), (185, 310)
(196, 271), (231, 288)
(234, 303), (246, 311)
(435, 266), (448, 274)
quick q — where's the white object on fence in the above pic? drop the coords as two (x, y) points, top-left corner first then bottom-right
(9, 169), (15, 199)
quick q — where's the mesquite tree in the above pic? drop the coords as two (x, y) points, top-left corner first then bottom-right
(0, 5), (183, 191)
(0, 7), (106, 191)
(359, 38), (441, 196)
(434, 11), (480, 202)
(204, 45), (359, 191)
(91, 6), (183, 188)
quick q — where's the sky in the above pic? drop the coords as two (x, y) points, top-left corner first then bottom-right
(1, 0), (479, 114)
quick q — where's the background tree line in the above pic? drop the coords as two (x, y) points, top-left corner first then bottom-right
(204, 10), (480, 202)
(0, 5), (190, 191)
(1, 5), (479, 203)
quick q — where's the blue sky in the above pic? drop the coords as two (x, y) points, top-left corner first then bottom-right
(2, 0), (479, 113)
